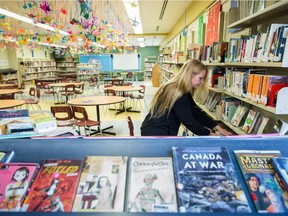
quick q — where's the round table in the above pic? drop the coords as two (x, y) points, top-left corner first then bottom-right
(68, 96), (126, 135)
(0, 89), (20, 95)
(0, 99), (26, 109)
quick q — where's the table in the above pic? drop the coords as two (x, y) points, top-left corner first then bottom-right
(48, 82), (83, 104)
(0, 83), (16, 89)
(0, 89), (19, 95)
(0, 99), (25, 109)
(68, 96), (126, 135)
(104, 86), (143, 113)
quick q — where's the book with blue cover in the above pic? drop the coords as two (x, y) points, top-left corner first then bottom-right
(272, 157), (288, 194)
(172, 146), (251, 213)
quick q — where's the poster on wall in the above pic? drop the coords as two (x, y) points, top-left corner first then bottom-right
(205, 1), (221, 46)
(198, 15), (204, 44)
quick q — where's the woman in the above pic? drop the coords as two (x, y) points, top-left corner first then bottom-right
(141, 59), (231, 136)
(94, 176), (113, 209)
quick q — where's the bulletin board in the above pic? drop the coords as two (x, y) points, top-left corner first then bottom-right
(112, 53), (140, 70)
(79, 54), (113, 71)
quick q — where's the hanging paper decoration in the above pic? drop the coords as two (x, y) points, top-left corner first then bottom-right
(40, 1), (52, 14)
(0, 15), (6, 19)
(129, 0), (139, 8)
(61, 36), (69, 43)
(61, 8), (67, 15)
(130, 16), (139, 27)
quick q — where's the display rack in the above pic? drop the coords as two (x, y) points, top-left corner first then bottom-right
(0, 136), (288, 215)
(144, 56), (158, 79)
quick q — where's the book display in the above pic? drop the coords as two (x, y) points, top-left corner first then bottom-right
(0, 150), (15, 163)
(272, 157), (288, 193)
(1, 136), (288, 216)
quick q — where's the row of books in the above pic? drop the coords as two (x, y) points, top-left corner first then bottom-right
(1, 147), (287, 213)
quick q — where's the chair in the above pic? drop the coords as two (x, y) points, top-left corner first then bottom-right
(50, 106), (76, 127)
(42, 82), (56, 102)
(126, 72), (134, 82)
(15, 82), (25, 98)
(59, 84), (75, 103)
(111, 79), (123, 86)
(129, 85), (148, 110)
(71, 106), (101, 136)
(25, 87), (42, 110)
(127, 116), (134, 136)
(74, 83), (85, 97)
(104, 89), (122, 115)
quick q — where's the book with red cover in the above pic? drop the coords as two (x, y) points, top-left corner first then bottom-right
(0, 163), (38, 212)
(22, 159), (84, 212)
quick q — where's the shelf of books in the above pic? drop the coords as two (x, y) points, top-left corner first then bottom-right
(1, 137), (288, 215)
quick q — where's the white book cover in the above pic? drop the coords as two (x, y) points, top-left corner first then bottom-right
(126, 157), (177, 213)
(230, 105), (248, 127)
(72, 156), (128, 212)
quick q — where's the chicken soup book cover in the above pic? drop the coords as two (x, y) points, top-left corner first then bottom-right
(172, 146), (251, 213)
(72, 156), (128, 212)
(126, 157), (178, 213)
(0, 163), (38, 212)
(21, 159), (84, 212)
(234, 150), (287, 213)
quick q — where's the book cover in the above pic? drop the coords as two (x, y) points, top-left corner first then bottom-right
(272, 157), (288, 193)
(242, 109), (259, 134)
(72, 156), (128, 212)
(126, 157), (177, 213)
(172, 146), (251, 213)
(0, 163), (38, 212)
(0, 150), (15, 163)
(234, 150), (287, 213)
(230, 105), (248, 127)
(22, 159), (84, 212)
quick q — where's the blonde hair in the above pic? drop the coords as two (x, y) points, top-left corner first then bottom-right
(150, 59), (208, 118)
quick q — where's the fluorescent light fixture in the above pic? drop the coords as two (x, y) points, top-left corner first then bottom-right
(123, 0), (143, 34)
(137, 38), (145, 42)
(139, 42), (145, 47)
(0, 8), (69, 36)
(92, 42), (106, 48)
(39, 42), (67, 49)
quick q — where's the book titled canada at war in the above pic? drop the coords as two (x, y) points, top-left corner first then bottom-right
(172, 146), (251, 213)
(0, 163), (38, 212)
(234, 150), (287, 213)
(21, 159), (84, 212)
(72, 156), (128, 212)
(126, 157), (178, 213)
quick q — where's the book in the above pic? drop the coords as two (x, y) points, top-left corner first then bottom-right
(234, 150), (287, 213)
(242, 109), (260, 134)
(272, 157), (288, 193)
(72, 156), (128, 212)
(172, 146), (251, 213)
(22, 159), (84, 212)
(0, 163), (38, 212)
(256, 116), (269, 134)
(0, 150), (15, 163)
(126, 157), (177, 213)
(230, 105), (248, 127)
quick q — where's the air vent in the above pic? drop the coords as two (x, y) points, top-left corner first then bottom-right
(156, 26), (159, 31)
(159, 0), (168, 20)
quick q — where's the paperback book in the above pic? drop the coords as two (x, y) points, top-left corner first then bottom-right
(22, 159), (84, 212)
(0, 150), (15, 163)
(0, 163), (39, 212)
(234, 150), (287, 213)
(172, 147), (251, 213)
(272, 157), (288, 194)
(72, 156), (128, 212)
(126, 157), (177, 213)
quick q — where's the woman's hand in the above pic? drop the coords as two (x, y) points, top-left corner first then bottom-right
(214, 125), (233, 136)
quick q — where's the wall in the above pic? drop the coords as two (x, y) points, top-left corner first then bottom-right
(0, 49), (10, 69)
(137, 46), (160, 71)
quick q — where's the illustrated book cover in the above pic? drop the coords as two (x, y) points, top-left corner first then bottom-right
(172, 146), (251, 213)
(0, 162), (39, 212)
(21, 159), (84, 212)
(230, 105), (248, 127)
(0, 150), (15, 163)
(72, 156), (128, 212)
(272, 157), (288, 195)
(242, 109), (260, 134)
(126, 157), (178, 213)
(234, 150), (287, 213)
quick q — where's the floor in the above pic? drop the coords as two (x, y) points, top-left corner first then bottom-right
(20, 79), (159, 137)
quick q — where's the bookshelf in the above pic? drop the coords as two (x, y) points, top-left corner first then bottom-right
(55, 57), (78, 79)
(1, 136), (288, 215)
(144, 56), (158, 79)
(0, 69), (18, 86)
(76, 63), (100, 82)
(18, 59), (56, 85)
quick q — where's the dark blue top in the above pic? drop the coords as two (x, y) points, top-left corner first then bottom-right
(141, 93), (218, 136)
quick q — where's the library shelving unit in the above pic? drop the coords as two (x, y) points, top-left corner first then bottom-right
(1, 136), (288, 216)
(18, 58), (56, 85)
(0, 69), (18, 85)
(55, 57), (78, 79)
(144, 56), (158, 79)
(76, 63), (100, 82)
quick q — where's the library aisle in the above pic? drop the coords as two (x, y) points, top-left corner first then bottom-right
(22, 80), (158, 136)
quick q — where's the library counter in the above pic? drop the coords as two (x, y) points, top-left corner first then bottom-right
(1, 136), (288, 216)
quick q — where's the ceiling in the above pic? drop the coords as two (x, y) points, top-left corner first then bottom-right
(0, 0), (195, 48)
